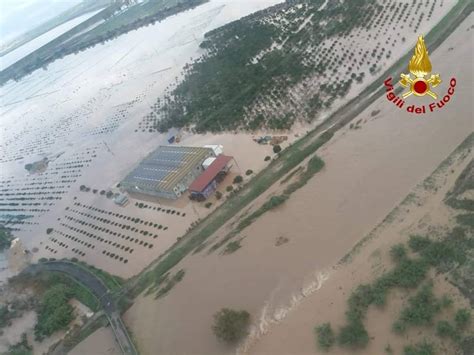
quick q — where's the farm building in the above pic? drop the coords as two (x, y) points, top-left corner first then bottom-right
(189, 155), (233, 200)
(121, 146), (215, 199)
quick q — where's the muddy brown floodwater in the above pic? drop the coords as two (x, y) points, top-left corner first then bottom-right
(124, 13), (474, 355)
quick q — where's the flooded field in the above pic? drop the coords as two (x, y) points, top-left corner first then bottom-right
(124, 12), (473, 355)
(0, 0), (284, 279)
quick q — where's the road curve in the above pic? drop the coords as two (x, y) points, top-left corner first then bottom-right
(24, 261), (137, 355)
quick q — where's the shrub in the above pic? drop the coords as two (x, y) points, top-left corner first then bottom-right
(224, 241), (241, 254)
(394, 283), (442, 332)
(436, 320), (460, 341)
(215, 191), (222, 200)
(92, 189), (98, 194)
(389, 244), (407, 262)
(262, 195), (288, 210)
(39, 258), (47, 263)
(273, 144), (282, 154)
(454, 308), (471, 329)
(212, 308), (250, 344)
(46, 228), (53, 235)
(403, 341), (434, 355)
(34, 284), (74, 340)
(79, 185), (86, 191)
(233, 175), (243, 184)
(439, 295), (453, 308)
(245, 169), (253, 176)
(264, 156), (271, 161)
(338, 320), (369, 348)
(408, 235), (431, 252)
(315, 323), (335, 350)
(386, 258), (429, 288)
(7, 333), (32, 355)
(345, 284), (373, 323)
(456, 213), (474, 226)
(226, 185), (234, 192)
(105, 191), (113, 198)
(205, 202), (212, 208)
(100, 190), (106, 195)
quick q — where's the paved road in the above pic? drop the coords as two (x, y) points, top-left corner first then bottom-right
(24, 261), (137, 355)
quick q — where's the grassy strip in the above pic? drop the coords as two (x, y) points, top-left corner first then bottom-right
(61, 275), (100, 312)
(126, 0), (472, 297)
(70, 259), (124, 292)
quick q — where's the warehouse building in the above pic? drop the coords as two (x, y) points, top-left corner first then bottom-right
(189, 155), (233, 200)
(121, 146), (215, 199)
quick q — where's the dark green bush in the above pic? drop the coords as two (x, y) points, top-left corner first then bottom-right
(408, 235), (431, 252)
(390, 244), (407, 262)
(212, 308), (250, 343)
(233, 175), (243, 184)
(394, 283), (442, 332)
(454, 308), (471, 329)
(315, 323), (335, 350)
(436, 320), (460, 341)
(34, 284), (74, 341)
(338, 320), (369, 348)
(403, 341), (434, 355)
(262, 195), (288, 210)
(273, 145), (282, 154)
(224, 241), (241, 254)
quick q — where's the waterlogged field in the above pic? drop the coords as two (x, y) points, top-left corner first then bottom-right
(124, 11), (473, 355)
(0, 0), (282, 279)
(0, 9), (105, 71)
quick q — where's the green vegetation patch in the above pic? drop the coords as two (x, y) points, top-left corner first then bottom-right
(456, 213), (474, 227)
(316, 224), (473, 351)
(212, 308), (250, 344)
(403, 341), (435, 355)
(224, 240), (242, 254)
(71, 259), (124, 292)
(393, 282), (449, 333)
(0, 224), (13, 251)
(34, 284), (75, 341)
(7, 333), (32, 355)
(155, 269), (186, 299)
(156, 0), (383, 133)
(445, 159), (474, 211)
(315, 322), (335, 350)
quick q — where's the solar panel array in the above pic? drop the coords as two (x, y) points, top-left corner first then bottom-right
(121, 146), (214, 198)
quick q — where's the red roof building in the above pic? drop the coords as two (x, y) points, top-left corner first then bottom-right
(189, 155), (233, 198)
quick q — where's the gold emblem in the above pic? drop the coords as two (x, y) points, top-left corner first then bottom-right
(399, 35), (441, 99)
